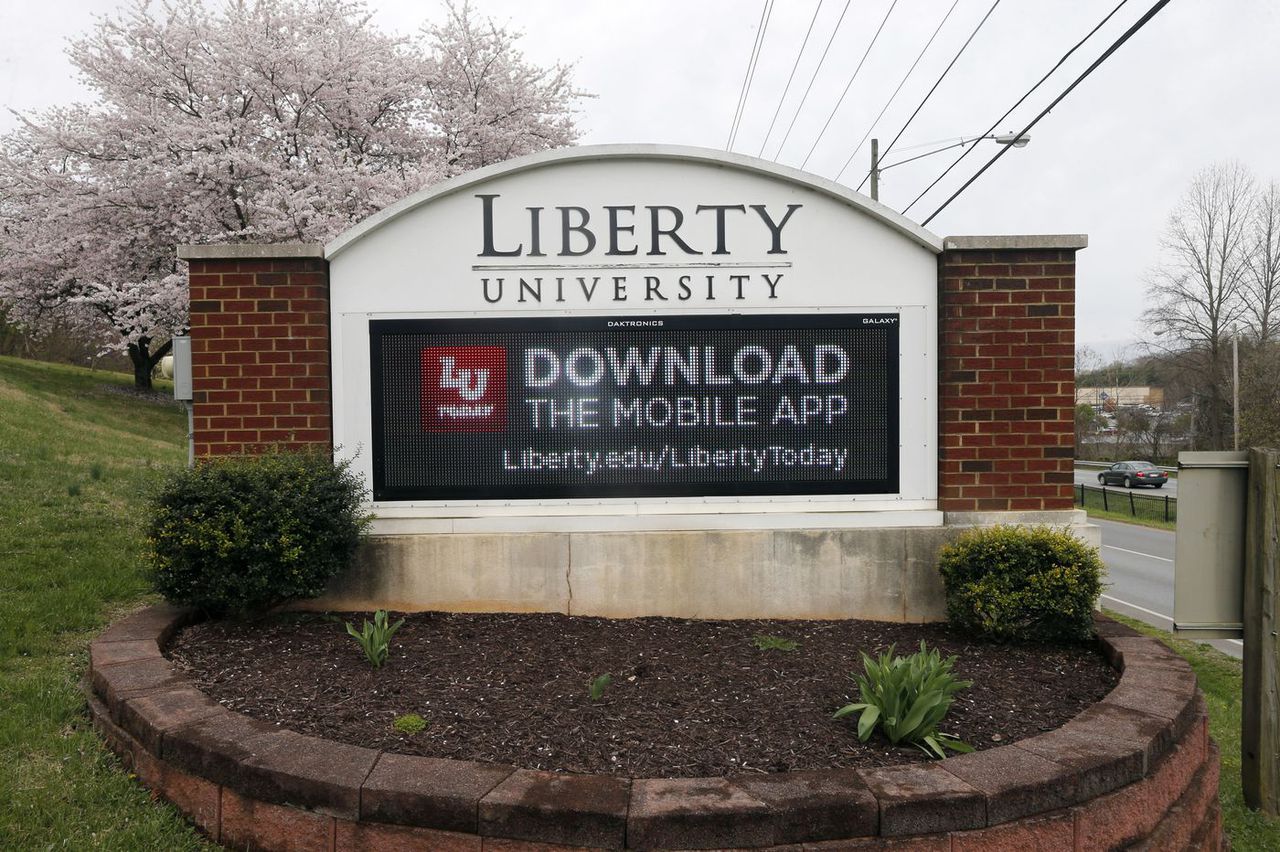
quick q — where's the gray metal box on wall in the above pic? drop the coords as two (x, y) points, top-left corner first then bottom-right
(171, 335), (192, 402)
(1174, 450), (1247, 638)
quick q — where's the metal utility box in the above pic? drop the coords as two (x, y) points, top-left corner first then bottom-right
(171, 335), (193, 402)
(1173, 450), (1247, 638)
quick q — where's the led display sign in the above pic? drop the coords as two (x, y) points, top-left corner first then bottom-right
(370, 313), (899, 501)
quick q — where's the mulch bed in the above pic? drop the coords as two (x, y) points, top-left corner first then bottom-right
(167, 612), (1119, 778)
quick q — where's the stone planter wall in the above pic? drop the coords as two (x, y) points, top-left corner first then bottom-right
(87, 606), (1222, 851)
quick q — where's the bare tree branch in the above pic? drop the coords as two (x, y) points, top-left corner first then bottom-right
(1143, 161), (1255, 449)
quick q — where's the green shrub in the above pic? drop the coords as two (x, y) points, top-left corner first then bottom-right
(147, 450), (369, 616)
(834, 641), (973, 759)
(938, 525), (1104, 643)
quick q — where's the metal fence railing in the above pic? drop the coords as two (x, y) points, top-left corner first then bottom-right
(1075, 483), (1177, 524)
(1075, 459), (1178, 474)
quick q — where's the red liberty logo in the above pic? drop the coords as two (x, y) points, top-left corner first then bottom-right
(421, 346), (507, 432)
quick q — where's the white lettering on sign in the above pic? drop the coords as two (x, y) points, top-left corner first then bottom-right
(516, 343), (854, 432)
(521, 345), (850, 389)
(439, 356), (490, 402)
(498, 444), (852, 475)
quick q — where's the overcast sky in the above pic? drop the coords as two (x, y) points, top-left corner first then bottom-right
(3, 0), (1278, 358)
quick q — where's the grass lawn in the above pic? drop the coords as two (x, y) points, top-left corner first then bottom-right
(1076, 485), (1176, 531)
(0, 356), (212, 849)
(1106, 611), (1280, 850)
(1082, 505), (1176, 530)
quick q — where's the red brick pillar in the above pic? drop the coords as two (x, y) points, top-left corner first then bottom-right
(177, 245), (331, 457)
(938, 236), (1086, 514)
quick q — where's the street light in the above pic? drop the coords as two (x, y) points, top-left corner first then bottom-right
(869, 133), (1031, 202)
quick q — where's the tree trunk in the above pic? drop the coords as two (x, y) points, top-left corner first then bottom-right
(127, 336), (174, 391)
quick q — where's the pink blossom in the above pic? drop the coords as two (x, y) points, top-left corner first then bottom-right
(0, 0), (585, 386)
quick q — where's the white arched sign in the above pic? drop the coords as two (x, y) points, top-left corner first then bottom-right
(327, 145), (941, 532)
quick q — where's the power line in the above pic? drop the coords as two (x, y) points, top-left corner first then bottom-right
(769, 0), (852, 161)
(726, 1), (775, 151)
(850, 0), (1002, 190)
(901, 0), (1131, 216)
(757, 0), (825, 157)
(726, 2), (769, 149)
(727, 1), (774, 150)
(922, 0), (1173, 227)
(798, 0), (900, 170)
(829, 0), (960, 180)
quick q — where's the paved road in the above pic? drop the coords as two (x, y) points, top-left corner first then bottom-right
(1093, 517), (1241, 659)
(1075, 467), (1178, 497)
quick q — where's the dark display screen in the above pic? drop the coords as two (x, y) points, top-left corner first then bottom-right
(370, 314), (899, 501)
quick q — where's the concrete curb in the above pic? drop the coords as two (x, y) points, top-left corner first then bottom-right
(86, 607), (1223, 851)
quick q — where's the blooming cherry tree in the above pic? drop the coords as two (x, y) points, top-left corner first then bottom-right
(0, 0), (585, 387)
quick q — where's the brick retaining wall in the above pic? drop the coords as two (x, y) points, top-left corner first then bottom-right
(87, 607), (1221, 851)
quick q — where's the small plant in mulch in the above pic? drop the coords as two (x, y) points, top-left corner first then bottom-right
(752, 634), (798, 652)
(588, 673), (612, 701)
(835, 641), (974, 759)
(392, 713), (428, 734)
(344, 609), (405, 669)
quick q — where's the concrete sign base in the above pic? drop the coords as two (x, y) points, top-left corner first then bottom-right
(298, 509), (1092, 621)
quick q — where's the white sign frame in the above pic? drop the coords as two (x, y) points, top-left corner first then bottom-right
(325, 145), (943, 532)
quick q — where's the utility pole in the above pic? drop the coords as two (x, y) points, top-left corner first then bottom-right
(870, 138), (879, 202)
(1233, 330), (1240, 450)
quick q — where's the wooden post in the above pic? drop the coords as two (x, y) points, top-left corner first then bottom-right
(1243, 447), (1280, 814)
